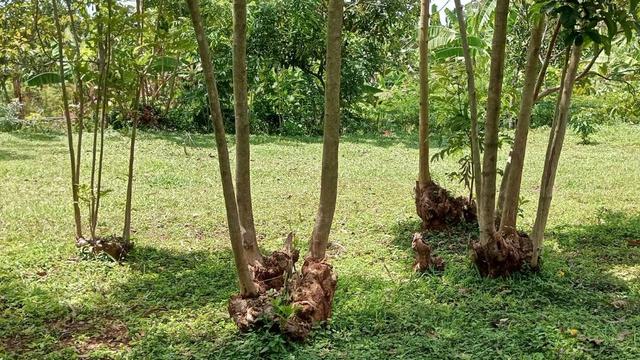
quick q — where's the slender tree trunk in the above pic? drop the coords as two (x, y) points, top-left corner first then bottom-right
(309, 0), (344, 261)
(1, 78), (9, 103)
(64, 0), (85, 212)
(479, 0), (510, 246)
(11, 72), (23, 118)
(52, 0), (83, 240)
(530, 44), (582, 267)
(417, 0), (431, 189)
(454, 0), (482, 211)
(499, 15), (546, 235)
(233, 0), (261, 265)
(90, 5), (107, 240)
(93, 0), (113, 236)
(533, 19), (560, 102)
(495, 159), (510, 220)
(186, 0), (257, 297)
(123, 0), (143, 243)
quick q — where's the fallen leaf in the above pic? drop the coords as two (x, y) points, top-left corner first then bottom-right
(588, 337), (604, 346)
(611, 299), (628, 309)
(616, 331), (631, 341)
(627, 239), (640, 247)
(568, 328), (579, 337)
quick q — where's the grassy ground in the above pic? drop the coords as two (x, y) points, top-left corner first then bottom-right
(1, 124), (639, 359)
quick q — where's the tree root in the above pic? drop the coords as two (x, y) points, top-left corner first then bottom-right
(471, 231), (535, 277)
(415, 181), (476, 230)
(284, 258), (337, 340)
(76, 236), (133, 261)
(412, 232), (445, 272)
(228, 236), (336, 341)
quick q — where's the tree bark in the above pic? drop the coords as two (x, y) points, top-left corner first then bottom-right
(93, 0), (113, 237)
(186, 0), (257, 297)
(233, 0), (261, 265)
(530, 44), (583, 267)
(533, 19), (560, 102)
(52, 0), (83, 240)
(417, 0), (431, 188)
(454, 0), (482, 212)
(64, 0), (85, 216)
(123, 0), (143, 243)
(310, 0), (344, 261)
(499, 15), (546, 235)
(479, 0), (510, 246)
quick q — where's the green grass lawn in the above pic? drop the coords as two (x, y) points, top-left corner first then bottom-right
(1, 124), (639, 359)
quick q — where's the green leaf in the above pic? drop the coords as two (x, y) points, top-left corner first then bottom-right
(26, 72), (62, 86)
(148, 56), (182, 74)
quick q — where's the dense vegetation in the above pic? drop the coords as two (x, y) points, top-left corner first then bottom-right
(2, 0), (639, 136)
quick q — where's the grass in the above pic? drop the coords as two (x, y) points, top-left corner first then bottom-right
(1, 124), (639, 359)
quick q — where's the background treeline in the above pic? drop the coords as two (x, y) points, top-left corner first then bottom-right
(1, 0), (639, 136)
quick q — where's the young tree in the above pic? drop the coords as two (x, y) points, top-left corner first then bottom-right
(185, 0), (258, 297)
(51, 0), (83, 240)
(530, 43), (582, 266)
(499, 15), (546, 236)
(417, 0), (431, 191)
(122, 0), (143, 244)
(309, 0), (344, 261)
(414, 0), (472, 231)
(453, 0), (482, 218)
(232, 0), (261, 265)
(477, 0), (509, 246)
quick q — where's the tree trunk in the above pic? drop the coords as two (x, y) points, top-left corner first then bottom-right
(417, 0), (431, 189)
(478, 0), (510, 246)
(309, 0), (343, 261)
(123, 0), (143, 243)
(93, 0), (113, 237)
(499, 15), (546, 235)
(533, 19), (560, 102)
(64, 0), (85, 217)
(233, 0), (261, 265)
(530, 44), (583, 267)
(1, 78), (9, 103)
(52, 0), (83, 240)
(454, 0), (482, 212)
(186, 0), (257, 297)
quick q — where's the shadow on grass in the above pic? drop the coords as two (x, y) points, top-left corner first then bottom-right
(141, 130), (422, 150)
(4, 130), (63, 142)
(389, 217), (478, 257)
(116, 246), (239, 314)
(550, 209), (640, 268)
(0, 150), (34, 161)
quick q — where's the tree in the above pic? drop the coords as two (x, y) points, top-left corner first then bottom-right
(453, 0), (482, 219)
(51, 0), (83, 240)
(499, 14), (546, 236)
(309, 0), (344, 260)
(414, 0), (474, 232)
(122, 0), (143, 244)
(232, 0), (261, 265)
(417, 0), (431, 190)
(185, 0), (258, 297)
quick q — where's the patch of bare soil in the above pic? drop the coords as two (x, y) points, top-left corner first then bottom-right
(76, 236), (133, 261)
(415, 181), (476, 230)
(53, 317), (130, 355)
(1, 334), (34, 355)
(412, 232), (445, 272)
(471, 231), (535, 277)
